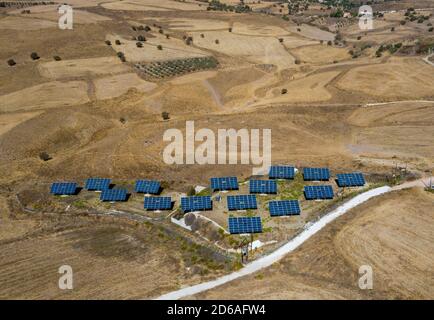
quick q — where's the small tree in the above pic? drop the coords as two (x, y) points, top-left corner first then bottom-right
(30, 52), (40, 60)
(157, 45), (163, 50)
(136, 42), (143, 48)
(215, 39), (219, 44)
(53, 56), (61, 61)
(115, 40), (121, 45)
(7, 59), (16, 66)
(294, 59), (301, 64)
(137, 35), (146, 42)
(281, 88), (287, 94)
(327, 40), (332, 46)
(162, 111), (170, 120)
(105, 40), (111, 45)
(39, 152), (51, 161)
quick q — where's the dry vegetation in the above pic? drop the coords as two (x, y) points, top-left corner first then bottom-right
(0, 0), (433, 299)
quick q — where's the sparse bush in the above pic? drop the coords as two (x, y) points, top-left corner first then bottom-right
(53, 56), (61, 61)
(166, 34), (170, 39)
(200, 33), (205, 38)
(327, 40), (332, 46)
(281, 88), (287, 94)
(136, 42), (143, 48)
(132, 26), (137, 31)
(144, 25), (151, 32)
(279, 38), (283, 43)
(357, 36), (362, 40)
(7, 59), (16, 66)
(157, 45), (163, 50)
(119, 117), (126, 124)
(30, 52), (40, 60)
(162, 111), (170, 120)
(215, 39), (219, 44)
(429, 27), (434, 32)
(137, 35), (146, 42)
(115, 40), (121, 45)
(187, 186), (196, 196)
(105, 40), (111, 45)
(391, 27), (395, 32)
(39, 152), (51, 161)
(294, 59), (301, 64)
(228, 27), (232, 32)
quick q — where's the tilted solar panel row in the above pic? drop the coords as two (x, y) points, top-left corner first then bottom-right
(303, 168), (330, 181)
(135, 179), (160, 194)
(210, 176), (239, 191)
(304, 185), (334, 200)
(85, 178), (111, 191)
(336, 173), (365, 187)
(100, 189), (128, 202)
(228, 217), (262, 234)
(249, 180), (277, 194)
(227, 195), (257, 210)
(181, 196), (212, 212)
(50, 182), (78, 195)
(269, 165), (295, 179)
(269, 200), (301, 216)
(144, 196), (172, 210)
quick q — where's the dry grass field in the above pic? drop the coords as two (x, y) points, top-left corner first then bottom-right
(0, 0), (433, 300)
(190, 188), (434, 299)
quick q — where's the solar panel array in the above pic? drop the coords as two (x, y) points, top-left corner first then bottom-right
(100, 189), (128, 201)
(85, 178), (111, 191)
(181, 196), (212, 212)
(210, 176), (239, 191)
(249, 180), (277, 194)
(144, 196), (172, 210)
(269, 165), (295, 179)
(135, 179), (160, 194)
(336, 173), (365, 187)
(269, 200), (301, 216)
(303, 168), (330, 181)
(304, 185), (334, 200)
(228, 217), (262, 234)
(50, 182), (77, 195)
(227, 195), (257, 210)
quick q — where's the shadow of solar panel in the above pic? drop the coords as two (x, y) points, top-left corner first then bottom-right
(100, 189), (127, 202)
(144, 196), (172, 210)
(269, 166), (295, 179)
(304, 185), (334, 200)
(50, 182), (77, 195)
(336, 173), (365, 187)
(181, 196), (212, 212)
(228, 217), (262, 234)
(303, 168), (330, 181)
(85, 178), (111, 191)
(227, 195), (257, 210)
(269, 200), (300, 216)
(210, 177), (239, 191)
(249, 180), (277, 194)
(135, 180), (160, 194)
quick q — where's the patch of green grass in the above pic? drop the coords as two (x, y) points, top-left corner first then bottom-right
(196, 188), (212, 196)
(72, 199), (88, 209)
(277, 172), (305, 200)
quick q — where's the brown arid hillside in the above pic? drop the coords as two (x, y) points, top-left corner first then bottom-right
(190, 188), (434, 300)
(0, 0), (433, 299)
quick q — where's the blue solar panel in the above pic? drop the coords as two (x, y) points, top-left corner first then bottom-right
(85, 178), (111, 191)
(135, 180), (160, 194)
(269, 200), (301, 216)
(210, 177), (239, 191)
(249, 180), (277, 194)
(144, 196), (172, 210)
(227, 195), (257, 210)
(303, 168), (330, 181)
(100, 189), (127, 201)
(336, 173), (365, 187)
(50, 182), (77, 195)
(304, 185), (334, 200)
(228, 217), (262, 234)
(269, 166), (295, 179)
(181, 196), (212, 212)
